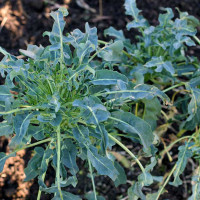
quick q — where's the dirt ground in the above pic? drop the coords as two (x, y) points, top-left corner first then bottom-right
(0, 0), (200, 199)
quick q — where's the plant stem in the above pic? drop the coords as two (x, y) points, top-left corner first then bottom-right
(108, 134), (145, 174)
(98, 40), (107, 45)
(163, 82), (185, 93)
(157, 136), (194, 199)
(135, 103), (138, 116)
(0, 106), (40, 115)
(89, 45), (107, 62)
(173, 72), (194, 77)
(155, 164), (177, 200)
(193, 36), (200, 45)
(37, 158), (50, 200)
(160, 135), (193, 158)
(161, 110), (169, 121)
(56, 11), (66, 85)
(156, 46), (162, 57)
(88, 159), (97, 200)
(14, 138), (52, 153)
(56, 125), (63, 200)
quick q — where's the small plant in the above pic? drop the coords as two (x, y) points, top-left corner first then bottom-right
(0, 0), (200, 199)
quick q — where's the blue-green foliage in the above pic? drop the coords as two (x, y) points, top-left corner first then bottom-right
(0, 5), (167, 199)
(0, 0), (200, 199)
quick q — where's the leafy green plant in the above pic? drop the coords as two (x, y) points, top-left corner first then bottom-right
(0, 0), (200, 199)
(0, 6), (170, 200)
(101, 0), (200, 199)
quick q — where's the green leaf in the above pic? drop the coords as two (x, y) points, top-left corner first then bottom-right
(87, 145), (118, 180)
(188, 173), (200, 200)
(40, 149), (53, 175)
(85, 22), (98, 49)
(61, 139), (79, 175)
(110, 111), (154, 150)
(145, 56), (175, 75)
(19, 44), (44, 59)
(104, 27), (125, 41)
(11, 112), (36, 145)
(143, 98), (161, 130)
(73, 96), (110, 125)
(27, 125), (45, 140)
(24, 147), (44, 181)
(113, 161), (127, 187)
(99, 41), (124, 62)
(128, 182), (145, 200)
(91, 69), (128, 86)
(37, 112), (62, 127)
(186, 78), (200, 126)
(73, 97), (110, 153)
(0, 152), (16, 173)
(158, 8), (174, 26)
(73, 125), (91, 146)
(0, 46), (10, 56)
(124, 0), (141, 20)
(170, 143), (193, 186)
(0, 121), (13, 136)
(95, 84), (169, 104)
(124, 0), (148, 29)
(44, 8), (68, 43)
(0, 85), (12, 101)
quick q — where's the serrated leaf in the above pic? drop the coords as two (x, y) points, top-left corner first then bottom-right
(145, 56), (175, 75)
(85, 22), (98, 49)
(128, 182), (145, 200)
(124, 0), (148, 29)
(27, 125), (45, 140)
(124, 0), (141, 20)
(61, 139), (79, 175)
(11, 112), (36, 145)
(6, 59), (24, 72)
(24, 147), (44, 181)
(73, 125), (91, 146)
(87, 145), (118, 180)
(158, 8), (174, 26)
(188, 174), (200, 200)
(104, 27), (125, 41)
(99, 41), (124, 62)
(19, 44), (44, 59)
(170, 143), (193, 186)
(110, 111), (154, 149)
(95, 84), (169, 104)
(127, 17), (148, 30)
(73, 96), (110, 125)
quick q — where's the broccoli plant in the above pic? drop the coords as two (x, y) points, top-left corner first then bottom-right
(100, 0), (200, 199)
(0, 6), (169, 200)
(0, 0), (200, 199)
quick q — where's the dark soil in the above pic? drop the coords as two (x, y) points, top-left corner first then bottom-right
(0, 0), (200, 199)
